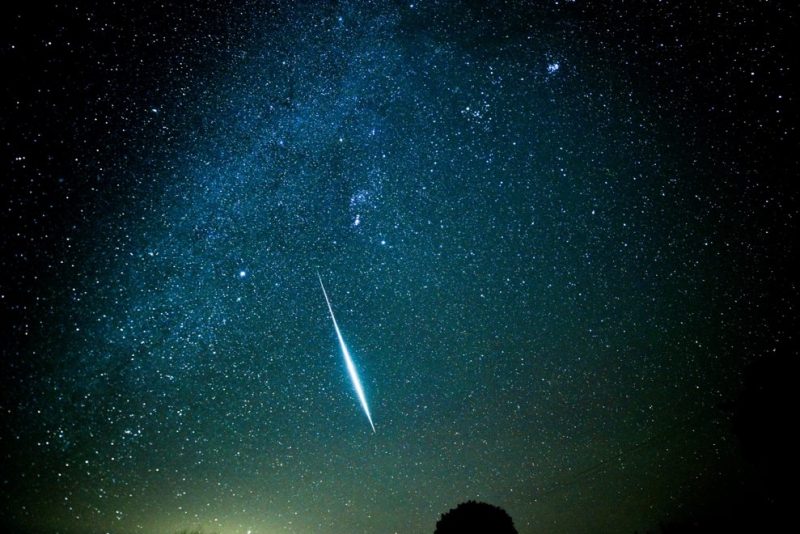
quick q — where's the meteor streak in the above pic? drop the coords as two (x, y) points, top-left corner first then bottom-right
(317, 273), (376, 433)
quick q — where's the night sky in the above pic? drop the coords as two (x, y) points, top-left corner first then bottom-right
(1, 1), (796, 533)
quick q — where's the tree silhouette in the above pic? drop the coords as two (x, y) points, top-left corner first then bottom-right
(435, 500), (518, 534)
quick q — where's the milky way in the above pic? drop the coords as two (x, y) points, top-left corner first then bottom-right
(1, 1), (796, 533)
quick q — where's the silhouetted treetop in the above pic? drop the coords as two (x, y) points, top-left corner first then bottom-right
(435, 500), (518, 534)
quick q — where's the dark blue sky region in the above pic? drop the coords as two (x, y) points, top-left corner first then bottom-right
(1, 1), (796, 533)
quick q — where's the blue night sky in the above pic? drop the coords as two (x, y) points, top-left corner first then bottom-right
(1, 1), (796, 533)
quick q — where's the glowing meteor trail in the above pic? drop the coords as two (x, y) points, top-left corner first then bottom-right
(317, 273), (376, 433)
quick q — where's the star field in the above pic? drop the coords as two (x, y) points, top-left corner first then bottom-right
(1, 1), (796, 533)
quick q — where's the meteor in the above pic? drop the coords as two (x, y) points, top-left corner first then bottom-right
(317, 273), (376, 433)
